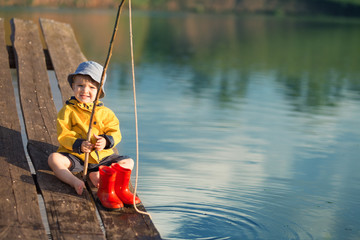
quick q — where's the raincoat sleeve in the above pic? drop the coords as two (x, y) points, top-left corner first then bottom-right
(101, 109), (122, 149)
(57, 106), (84, 154)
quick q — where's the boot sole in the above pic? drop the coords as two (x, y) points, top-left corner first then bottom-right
(123, 202), (142, 208)
(96, 198), (123, 212)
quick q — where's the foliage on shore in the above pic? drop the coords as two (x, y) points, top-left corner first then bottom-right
(0, 0), (360, 17)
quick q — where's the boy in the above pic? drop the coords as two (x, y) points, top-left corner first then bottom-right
(48, 61), (140, 210)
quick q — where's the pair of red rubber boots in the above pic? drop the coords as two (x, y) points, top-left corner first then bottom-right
(97, 163), (141, 210)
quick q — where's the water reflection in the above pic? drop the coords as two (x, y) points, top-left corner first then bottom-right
(118, 13), (360, 240)
(2, 8), (360, 239)
(140, 14), (360, 110)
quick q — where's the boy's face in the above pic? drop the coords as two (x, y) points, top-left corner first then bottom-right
(72, 75), (99, 103)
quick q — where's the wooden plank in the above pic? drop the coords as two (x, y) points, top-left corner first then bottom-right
(40, 18), (87, 103)
(90, 186), (162, 240)
(10, 18), (105, 240)
(99, 207), (161, 240)
(0, 18), (47, 240)
(7, 45), (54, 70)
(41, 18), (161, 239)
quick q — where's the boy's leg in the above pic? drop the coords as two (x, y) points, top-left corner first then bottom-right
(48, 152), (85, 195)
(117, 158), (134, 170)
(89, 171), (100, 188)
(88, 158), (134, 188)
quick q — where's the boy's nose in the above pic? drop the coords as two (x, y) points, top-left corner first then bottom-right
(82, 86), (90, 92)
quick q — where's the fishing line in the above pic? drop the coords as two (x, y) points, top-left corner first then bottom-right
(128, 0), (152, 219)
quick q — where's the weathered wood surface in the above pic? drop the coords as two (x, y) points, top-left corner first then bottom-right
(0, 18), (48, 240)
(10, 18), (105, 240)
(7, 45), (54, 70)
(40, 18), (87, 103)
(41, 18), (161, 240)
(87, 183), (161, 240)
(3, 17), (161, 240)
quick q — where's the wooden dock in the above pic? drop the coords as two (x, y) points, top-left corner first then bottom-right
(0, 18), (161, 240)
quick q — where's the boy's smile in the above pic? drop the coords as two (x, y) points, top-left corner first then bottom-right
(72, 75), (99, 103)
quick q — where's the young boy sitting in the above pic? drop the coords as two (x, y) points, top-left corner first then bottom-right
(48, 61), (140, 210)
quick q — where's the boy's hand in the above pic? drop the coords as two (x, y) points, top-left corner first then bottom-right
(94, 134), (106, 151)
(81, 141), (93, 153)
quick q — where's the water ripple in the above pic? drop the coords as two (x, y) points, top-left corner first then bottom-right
(147, 202), (265, 240)
(140, 173), (315, 239)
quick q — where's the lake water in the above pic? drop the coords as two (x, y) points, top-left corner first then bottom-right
(2, 7), (360, 240)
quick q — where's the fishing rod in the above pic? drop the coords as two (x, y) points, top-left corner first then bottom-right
(83, 0), (126, 180)
(82, 0), (151, 219)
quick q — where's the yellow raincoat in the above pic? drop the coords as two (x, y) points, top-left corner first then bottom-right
(56, 97), (122, 164)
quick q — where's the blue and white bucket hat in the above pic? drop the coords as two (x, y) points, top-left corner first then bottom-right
(68, 61), (106, 98)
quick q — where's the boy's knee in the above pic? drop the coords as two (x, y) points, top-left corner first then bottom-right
(127, 158), (134, 165)
(48, 153), (56, 168)
(126, 158), (134, 169)
(48, 153), (54, 162)
(119, 158), (134, 170)
(48, 152), (70, 169)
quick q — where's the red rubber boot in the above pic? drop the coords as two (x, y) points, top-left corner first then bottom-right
(97, 165), (124, 210)
(111, 163), (141, 206)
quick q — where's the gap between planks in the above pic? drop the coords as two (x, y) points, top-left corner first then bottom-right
(10, 68), (107, 240)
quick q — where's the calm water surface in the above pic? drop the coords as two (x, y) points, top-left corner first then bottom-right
(2, 8), (360, 240)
